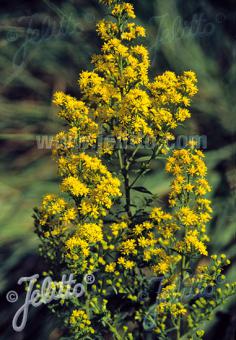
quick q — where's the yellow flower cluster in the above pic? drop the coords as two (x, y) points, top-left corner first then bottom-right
(120, 239), (137, 255)
(110, 221), (128, 237)
(184, 230), (208, 256)
(61, 176), (89, 197)
(112, 3), (136, 19)
(153, 284), (187, 334)
(77, 223), (104, 243)
(69, 310), (95, 337)
(52, 92), (98, 152)
(117, 257), (135, 270)
(76, 1), (198, 146)
(165, 146), (212, 255)
(39, 194), (77, 229)
(59, 152), (121, 218)
(107, 146), (212, 277)
(153, 146), (211, 259)
(65, 222), (104, 273)
(66, 236), (89, 258)
(97, 20), (119, 41)
(41, 194), (66, 215)
(121, 24), (146, 41)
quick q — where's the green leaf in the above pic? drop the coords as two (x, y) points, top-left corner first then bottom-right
(132, 186), (153, 195)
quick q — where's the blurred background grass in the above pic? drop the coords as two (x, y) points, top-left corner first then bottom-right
(0, 0), (235, 339)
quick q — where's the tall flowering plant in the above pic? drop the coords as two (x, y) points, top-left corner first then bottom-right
(34, 0), (236, 339)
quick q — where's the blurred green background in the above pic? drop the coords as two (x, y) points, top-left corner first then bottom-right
(0, 0), (235, 339)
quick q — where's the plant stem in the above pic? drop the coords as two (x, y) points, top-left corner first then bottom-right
(130, 143), (163, 189)
(106, 321), (123, 340)
(117, 148), (132, 218)
(180, 255), (186, 287)
(123, 148), (132, 219)
(176, 318), (181, 340)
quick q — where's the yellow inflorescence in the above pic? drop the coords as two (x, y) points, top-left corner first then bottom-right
(69, 310), (95, 336)
(34, 1), (235, 339)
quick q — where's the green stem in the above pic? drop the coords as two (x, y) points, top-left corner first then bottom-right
(106, 321), (123, 340)
(176, 318), (181, 340)
(117, 148), (132, 218)
(180, 255), (186, 287)
(118, 149), (124, 169)
(130, 143), (163, 189)
(123, 148), (132, 219)
(126, 143), (141, 170)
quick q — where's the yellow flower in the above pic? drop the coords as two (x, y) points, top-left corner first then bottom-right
(105, 262), (116, 273)
(112, 4), (136, 19)
(110, 221), (127, 237)
(61, 208), (77, 223)
(69, 310), (94, 335)
(121, 239), (137, 255)
(185, 230), (208, 256)
(66, 237), (89, 257)
(177, 207), (198, 227)
(123, 260), (135, 270)
(61, 176), (89, 197)
(77, 223), (103, 243)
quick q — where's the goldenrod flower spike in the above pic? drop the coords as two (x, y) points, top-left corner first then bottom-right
(33, 1), (236, 339)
